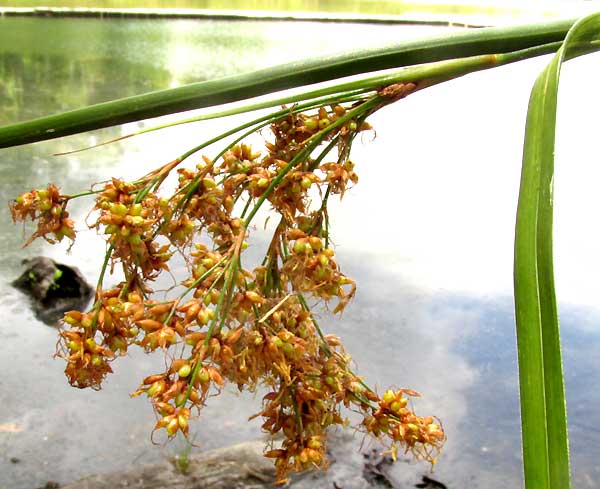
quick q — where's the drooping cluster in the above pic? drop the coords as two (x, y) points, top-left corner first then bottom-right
(10, 183), (75, 246)
(11, 97), (444, 484)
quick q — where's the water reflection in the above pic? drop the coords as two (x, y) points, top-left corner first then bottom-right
(1, 15), (600, 489)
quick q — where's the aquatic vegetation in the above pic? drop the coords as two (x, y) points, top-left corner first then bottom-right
(11, 95), (444, 484)
(5, 12), (600, 488)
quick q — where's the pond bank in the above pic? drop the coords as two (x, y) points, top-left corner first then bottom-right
(0, 7), (483, 27)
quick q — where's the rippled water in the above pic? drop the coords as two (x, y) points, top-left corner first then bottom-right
(1, 15), (599, 489)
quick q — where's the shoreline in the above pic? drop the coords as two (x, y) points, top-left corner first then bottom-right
(0, 7), (486, 27)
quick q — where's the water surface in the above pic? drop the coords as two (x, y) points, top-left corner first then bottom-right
(1, 15), (600, 489)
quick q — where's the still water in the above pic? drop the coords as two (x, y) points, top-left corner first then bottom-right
(1, 15), (600, 489)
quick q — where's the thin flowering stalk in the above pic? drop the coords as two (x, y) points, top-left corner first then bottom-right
(296, 294), (330, 353)
(88, 244), (116, 329)
(205, 232), (247, 343)
(307, 137), (340, 173)
(300, 299), (375, 403)
(58, 89), (371, 156)
(184, 254), (241, 404)
(164, 257), (228, 325)
(210, 93), (367, 166)
(175, 91), (370, 167)
(67, 189), (104, 199)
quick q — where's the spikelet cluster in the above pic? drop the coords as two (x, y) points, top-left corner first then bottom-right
(11, 96), (444, 484)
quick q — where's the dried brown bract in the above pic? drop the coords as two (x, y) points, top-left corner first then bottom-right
(378, 82), (417, 101)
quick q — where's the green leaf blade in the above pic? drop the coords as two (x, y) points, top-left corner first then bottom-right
(514, 12), (600, 489)
(515, 69), (552, 489)
(0, 18), (576, 148)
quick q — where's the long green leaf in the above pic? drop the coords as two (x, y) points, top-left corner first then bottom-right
(514, 12), (600, 489)
(0, 18), (576, 148)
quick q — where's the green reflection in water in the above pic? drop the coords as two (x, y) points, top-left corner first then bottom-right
(0, 17), (290, 124)
(0, 16), (289, 209)
(0, 15), (424, 269)
(0, 0), (518, 17)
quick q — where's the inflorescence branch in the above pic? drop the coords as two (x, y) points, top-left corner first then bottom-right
(10, 85), (444, 484)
